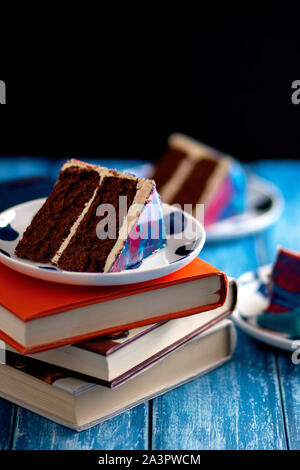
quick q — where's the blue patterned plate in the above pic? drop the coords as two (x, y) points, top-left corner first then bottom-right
(233, 266), (300, 352)
(0, 198), (205, 286)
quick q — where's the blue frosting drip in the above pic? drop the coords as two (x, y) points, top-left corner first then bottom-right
(126, 260), (143, 270)
(110, 188), (167, 272)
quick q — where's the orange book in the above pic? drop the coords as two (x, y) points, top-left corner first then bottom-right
(0, 258), (228, 354)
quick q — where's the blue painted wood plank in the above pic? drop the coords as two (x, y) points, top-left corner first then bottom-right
(277, 353), (300, 450)
(250, 160), (300, 450)
(152, 330), (287, 450)
(202, 237), (259, 279)
(12, 403), (149, 450)
(249, 160), (300, 258)
(0, 398), (15, 450)
(152, 236), (287, 449)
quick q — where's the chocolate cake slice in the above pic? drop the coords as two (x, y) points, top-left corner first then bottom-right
(15, 160), (166, 273)
(152, 134), (247, 226)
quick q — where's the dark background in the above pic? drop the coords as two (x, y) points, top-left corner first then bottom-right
(1, 9), (300, 162)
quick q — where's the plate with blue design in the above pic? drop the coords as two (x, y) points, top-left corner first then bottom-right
(233, 266), (300, 352)
(0, 198), (205, 286)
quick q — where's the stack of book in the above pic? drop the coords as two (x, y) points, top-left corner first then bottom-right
(0, 257), (237, 431)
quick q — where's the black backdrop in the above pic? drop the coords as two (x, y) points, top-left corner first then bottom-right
(1, 11), (300, 162)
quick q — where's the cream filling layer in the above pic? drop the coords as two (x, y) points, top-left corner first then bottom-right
(164, 134), (231, 209)
(168, 133), (221, 159)
(51, 186), (100, 265)
(158, 158), (196, 204)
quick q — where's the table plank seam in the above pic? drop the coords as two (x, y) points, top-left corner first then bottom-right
(8, 405), (18, 450)
(275, 354), (290, 450)
(148, 400), (153, 450)
(257, 232), (290, 449)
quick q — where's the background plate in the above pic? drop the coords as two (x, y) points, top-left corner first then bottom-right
(129, 164), (284, 242)
(233, 265), (300, 352)
(0, 198), (205, 286)
(205, 175), (284, 241)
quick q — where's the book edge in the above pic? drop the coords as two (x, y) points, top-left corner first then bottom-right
(78, 277), (236, 358)
(0, 258), (225, 321)
(0, 276), (228, 354)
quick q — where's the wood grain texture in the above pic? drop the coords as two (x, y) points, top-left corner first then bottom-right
(152, 330), (287, 450)
(251, 160), (300, 450)
(250, 160), (300, 258)
(202, 237), (259, 279)
(0, 159), (299, 450)
(152, 235), (286, 449)
(0, 398), (15, 450)
(277, 353), (300, 450)
(12, 403), (149, 450)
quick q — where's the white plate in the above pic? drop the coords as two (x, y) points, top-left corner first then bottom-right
(205, 175), (284, 241)
(233, 265), (300, 352)
(128, 164), (284, 242)
(0, 198), (205, 286)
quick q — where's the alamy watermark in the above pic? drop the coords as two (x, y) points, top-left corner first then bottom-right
(291, 340), (300, 365)
(0, 341), (5, 365)
(0, 81), (6, 104)
(95, 199), (204, 241)
(291, 80), (300, 105)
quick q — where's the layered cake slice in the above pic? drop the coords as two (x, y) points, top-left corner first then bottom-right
(257, 247), (300, 337)
(152, 133), (247, 225)
(15, 160), (166, 273)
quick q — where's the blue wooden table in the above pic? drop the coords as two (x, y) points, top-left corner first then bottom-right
(0, 158), (299, 450)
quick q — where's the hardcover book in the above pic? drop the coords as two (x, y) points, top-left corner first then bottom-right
(0, 319), (236, 431)
(5, 279), (237, 387)
(0, 257), (228, 354)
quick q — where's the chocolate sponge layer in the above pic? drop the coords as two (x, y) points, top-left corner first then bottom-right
(151, 148), (186, 191)
(170, 158), (218, 206)
(57, 176), (137, 272)
(15, 167), (100, 263)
